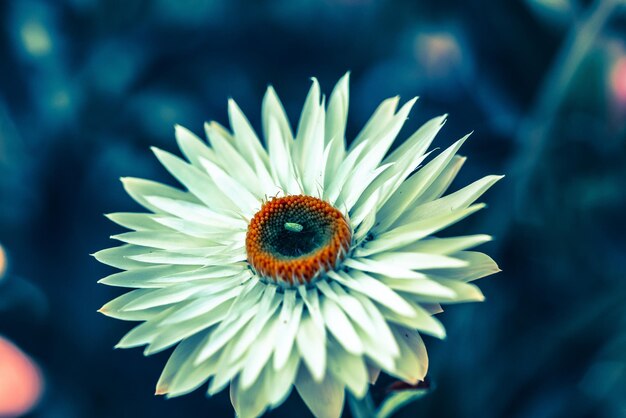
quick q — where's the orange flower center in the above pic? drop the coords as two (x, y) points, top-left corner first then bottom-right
(246, 195), (352, 287)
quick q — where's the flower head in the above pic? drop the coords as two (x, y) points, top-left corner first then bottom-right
(96, 73), (501, 418)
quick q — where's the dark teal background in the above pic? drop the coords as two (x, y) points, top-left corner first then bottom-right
(1, 0), (625, 417)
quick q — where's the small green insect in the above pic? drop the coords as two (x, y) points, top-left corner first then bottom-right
(284, 222), (304, 232)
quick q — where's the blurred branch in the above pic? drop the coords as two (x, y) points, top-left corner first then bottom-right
(512, 0), (625, 223)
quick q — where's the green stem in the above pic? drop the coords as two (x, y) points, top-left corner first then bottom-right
(348, 391), (377, 418)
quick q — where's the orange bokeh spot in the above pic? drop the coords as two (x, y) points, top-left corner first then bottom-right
(0, 336), (43, 417)
(0, 245), (6, 280)
(610, 56), (626, 105)
(246, 195), (351, 286)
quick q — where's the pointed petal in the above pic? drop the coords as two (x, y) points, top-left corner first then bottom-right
(327, 343), (368, 398)
(174, 124), (217, 169)
(121, 177), (198, 214)
(152, 147), (239, 213)
(359, 204), (486, 257)
(321, 297), (363, 355)
(295, 367), (345, 418)
(376, 134), (470, 231)
(388, 326), (428, 384)
(93, 245), (152, 270)
(296, 312), (326, 382)
(401, 175), (504, 224)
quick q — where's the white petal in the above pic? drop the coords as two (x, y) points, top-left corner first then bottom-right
(379, 276), (457, 299)
(268, 350), (300, 407)
(110, 231), (213, 250)
(427, 251), (500, 282)
(401, 175), (504, 224)
(204, 121), (263, 195)
(293, 78), (325, 196)
(320, 281), (373, 332)
(367, 364), (381, 384)
(298, 286), (325, 329)
(296, 312), (327, 382)
(404, 278), (485, 304)
(121, 283), (201, 311)
(350, 188), (380, 231)
(389, 326), (428, 384)
(230, 287), (281, 361)
(414, 154), (466, 204)
(295, 366), (345, 418)
(144, 301), (231, 355)
(208, 339), (248, 395)
(127, 251), (214, 266)
(152, 147), (239, 213)
(262, 85), (293, 145)
(98, 264), (195, 288)
(337, 96), (416, 212)
(115, 308), (175, 348)
(377, 301), (446, 339)
(240, 313), (281, 389)
(160, 286), (243, 324)
(121, 177), (198, 214)
(383, 114), (446, 166)
(93, 245), (153, 270)
(354, 114), (447, 215)
(98, 289), (165, 321)
(152, 216), (244, 239)
(367, 252), (469, 270)
(174, 124), (217, 169)
(339, 163), (394, 213)
(227, 100), (275, 191)
(350, 96), (399, 151)
(324, 72), (349, 184)
(398, 235), (492, 255)
(199, 157), (260, 215)
(343, 257), (425, 279)
(321, 281), (399, 368)
(348, 291), (400, 370)
(321, 296), (363, 355)
(156, 331), (209, 395)
(195, 286), (262, 363)
(375, 134), (469, 232)
(227, 99), (269, 168)
(352, 207), (376, 244)
(150, 265), (248, 285)
(144, 195), (245, 229)
(324, 141), (368, 206)
(231, 375), (270, 418)
(167, 341), (220, 397)
(359, 204), (486, 257)
(327, 343), (368, 398)
(273, 290), (304, 369)
(266, 116), (302, 194)
(329, 270), (416, 319)
(105, 212), (163, 231)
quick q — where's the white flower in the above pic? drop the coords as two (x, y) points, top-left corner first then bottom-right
(96, 73), (502, 418)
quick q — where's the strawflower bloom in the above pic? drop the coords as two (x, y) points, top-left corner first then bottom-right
(96, 73), (501, 418)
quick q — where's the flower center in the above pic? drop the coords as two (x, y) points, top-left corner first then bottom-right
(246, 195), (352, 287)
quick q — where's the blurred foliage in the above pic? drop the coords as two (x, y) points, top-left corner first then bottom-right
(0, 0), (625, 417)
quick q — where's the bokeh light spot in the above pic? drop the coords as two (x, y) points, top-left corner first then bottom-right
(19, 20), (51, 57)
(0, 245), (6, 281)
(0, 336), (43, 418)
(610, 56), (626, 106)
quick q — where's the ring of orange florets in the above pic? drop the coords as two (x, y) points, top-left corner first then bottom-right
(245, 195), (352, 287)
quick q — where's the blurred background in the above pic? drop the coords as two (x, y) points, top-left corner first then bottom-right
(1, 0), (625, 417)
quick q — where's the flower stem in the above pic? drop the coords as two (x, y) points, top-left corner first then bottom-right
(348, 392), (377, 418)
